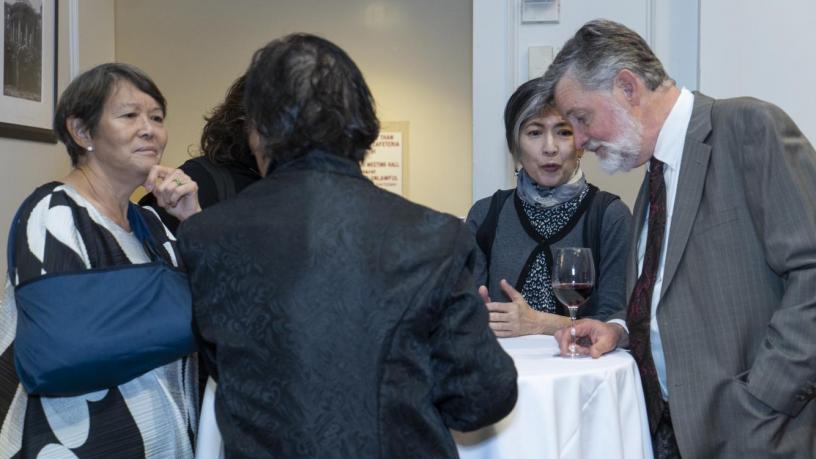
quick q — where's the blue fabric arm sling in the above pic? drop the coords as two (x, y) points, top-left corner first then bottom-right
(9, 202), (196, 396)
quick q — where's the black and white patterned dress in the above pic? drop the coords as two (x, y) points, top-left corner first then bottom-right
(0, 182), (197, 458)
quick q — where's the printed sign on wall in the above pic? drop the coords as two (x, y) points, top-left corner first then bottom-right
(363, 122), (409, 196)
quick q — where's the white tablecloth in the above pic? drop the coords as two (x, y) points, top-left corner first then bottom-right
(454, 335), (653, 459)
(195, 377), (224, 459)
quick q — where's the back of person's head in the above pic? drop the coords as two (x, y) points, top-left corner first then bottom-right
(541, 19), (670, 100)
(244, 33), (380, 167)
(54, 62), (166, 166)
(200, 75), (251, 166)
(504, 77), (555, 162)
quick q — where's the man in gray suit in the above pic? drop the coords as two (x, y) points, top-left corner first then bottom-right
(543, 19), (816, 458)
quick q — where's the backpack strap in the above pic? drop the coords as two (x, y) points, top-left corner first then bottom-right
(6, 200), (26, 277)
(191, 156), (237, 202)
(6, 189), (44, 279)
(475, 189), (514, 276)
(581, 185), (620, 277)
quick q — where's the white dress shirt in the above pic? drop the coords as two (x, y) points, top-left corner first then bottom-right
(636, 87), (694, 399)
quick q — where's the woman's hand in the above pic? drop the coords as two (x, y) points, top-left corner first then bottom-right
(144, 165), (202, 221)
(480, 279), (570, 337)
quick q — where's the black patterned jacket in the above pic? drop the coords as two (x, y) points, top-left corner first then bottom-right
(178, 150), (518, 459)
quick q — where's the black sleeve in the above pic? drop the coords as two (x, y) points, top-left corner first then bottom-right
(430, 225), (518, 431)
(177, 216), (220, 384)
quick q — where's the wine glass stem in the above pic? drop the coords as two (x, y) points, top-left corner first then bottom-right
(568, 307), (577, 356)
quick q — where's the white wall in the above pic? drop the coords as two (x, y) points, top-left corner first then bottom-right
(0, 0), (115, 274)
(114, 0), (473, 217)
(473, 0), (699, 209)
(699, 0), (815, 144)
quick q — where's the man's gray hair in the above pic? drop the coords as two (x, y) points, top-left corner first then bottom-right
(541, 19), (671, 102)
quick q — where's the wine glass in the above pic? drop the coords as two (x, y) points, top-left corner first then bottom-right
(552, 247), (595, 358)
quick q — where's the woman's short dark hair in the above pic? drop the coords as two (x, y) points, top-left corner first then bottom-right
(199, 75), (250, 165)
(53, 63), (166, 166)
(244, 33), (379, 166)
(504, 77), (551, 162)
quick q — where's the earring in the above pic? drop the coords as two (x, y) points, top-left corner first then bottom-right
(86, 145), (94, 152)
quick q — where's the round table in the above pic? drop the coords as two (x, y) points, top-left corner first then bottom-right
(454, 335), (654, 459)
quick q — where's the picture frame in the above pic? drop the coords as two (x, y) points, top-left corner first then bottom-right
(362, 121), (409, 197)
(0, 0), (57, 143)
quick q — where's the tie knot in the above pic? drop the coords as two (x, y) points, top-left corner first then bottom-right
(649, 157), (664, 178)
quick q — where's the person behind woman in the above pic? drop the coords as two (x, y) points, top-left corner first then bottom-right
(466, 77), (632, 337)
(139, 75), (261, 233)
(179, 33), (517, 458)
(0, 63), (201, 458)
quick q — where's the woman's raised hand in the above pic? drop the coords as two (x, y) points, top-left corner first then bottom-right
(144, 165), (202, 221)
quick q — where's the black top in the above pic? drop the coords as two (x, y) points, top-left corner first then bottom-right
(178, 150), (518, 459)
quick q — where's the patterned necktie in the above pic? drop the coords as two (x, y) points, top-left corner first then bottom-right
(626, 157), (667, 434)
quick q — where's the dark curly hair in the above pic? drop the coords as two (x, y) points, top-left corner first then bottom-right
(199, 75), (251, 165)
(244, 33), (380, 166)
(53, 63), (166, 166)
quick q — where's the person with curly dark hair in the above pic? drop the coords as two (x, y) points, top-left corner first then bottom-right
(139, 75), (261, 232)
(179, 33), (517, 458)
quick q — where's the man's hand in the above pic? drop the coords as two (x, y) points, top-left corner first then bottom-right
(554, 319), (627, 358)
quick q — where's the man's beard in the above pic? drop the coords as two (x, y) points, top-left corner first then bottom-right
(585, 104), (643, 174)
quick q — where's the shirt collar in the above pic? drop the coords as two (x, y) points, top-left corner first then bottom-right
(271, 149), (364, 179)
(652, 87), (694, 171)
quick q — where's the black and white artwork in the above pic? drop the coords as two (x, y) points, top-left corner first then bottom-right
(0, 0), (55, 143)
(4, 0), (43, 102)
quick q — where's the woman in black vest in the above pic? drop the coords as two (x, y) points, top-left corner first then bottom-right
(466, 77), (632, 337)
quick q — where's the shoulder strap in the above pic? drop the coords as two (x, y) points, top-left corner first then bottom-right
(191, 156), (237, 202)
(6, 188), (48, 277)
(6, 201), (27, 276)
(127, 204), (165, 262)
(475, 188), (514, 267)
(582, 186), (620, 275)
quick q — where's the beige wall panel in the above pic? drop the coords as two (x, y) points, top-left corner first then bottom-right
(115, 0), (472, 216)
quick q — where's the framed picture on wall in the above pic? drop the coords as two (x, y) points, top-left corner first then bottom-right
(0, 0), (57, 143)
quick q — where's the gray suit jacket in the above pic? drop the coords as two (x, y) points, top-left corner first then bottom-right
(623, 92), (816, 458)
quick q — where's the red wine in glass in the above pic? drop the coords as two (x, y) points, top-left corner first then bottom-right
(552, 282), (594, 309)
(552, 248), (595, 358)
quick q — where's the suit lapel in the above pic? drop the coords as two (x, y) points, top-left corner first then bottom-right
(659, 93), (714, 303)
